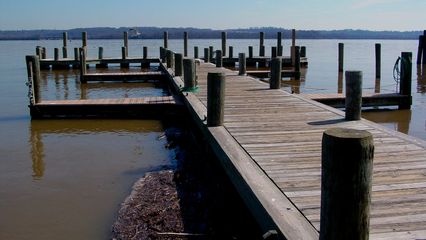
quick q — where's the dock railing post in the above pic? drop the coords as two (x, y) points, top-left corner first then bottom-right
(216, 50), (223, 68)
(163, 31), (168, 49)
(82, 32), (87, 47)
(399, 52), (412, 109)
(174, 53), (183, 76)
(194, 46), (199, 59)
(184, 31), (188, 57)
(295, 46), (301, 80)
(417, 35), (423, 65)
(338, 43), (344, 72)
(79, 48), (87, 83)
(26, 55), (41, 104)
(221, 31), (227, 57)
(183, 58), (196, 89)
(204, 48), (210, 63)
(320, 128), (374, 240)
(375, 43), (381, 78)
(270, 57), (282, 89)
(345, 71), (362, 120)
(166, 50), (175, 70)
(239, 53), (246, 75)
(207, 72), (225, 127)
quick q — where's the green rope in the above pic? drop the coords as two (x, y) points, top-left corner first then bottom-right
(181, 86), (199, 93)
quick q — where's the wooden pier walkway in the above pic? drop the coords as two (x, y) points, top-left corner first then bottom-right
(165, 62), (426, 239)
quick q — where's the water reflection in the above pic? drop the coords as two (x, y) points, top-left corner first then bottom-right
(30, 123), (45, 179)
(363, 109), (412, 134)
(418, 64), (426, 93)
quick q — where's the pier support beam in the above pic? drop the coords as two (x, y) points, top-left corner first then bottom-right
(79, 48), (87, 83)
(184, 31), (188, 57)
(96, 47), (108, 68)
(204, 48), (210, 63)
(338, 43), (344, 72)
(320, 128), (374, 240)
(163, 31), (168, 49)
(239, 53), (246, 75)
(207, 72), (225, 127)
(259, 32), (265, 56)
(124, 31), (129, 57)
(174, 53), (183, 76)
(345, 71), (362, 120)
(222, 32), (227, 57)
(416, 36), (423, 65)
(375, 43), (381, 78)
(209, 46), (214, 62)
(399, 52), (412, 109)
(277, 32), (283, 56)
(62, 32), (68, 58)
(166, 50), (175, 70)
(295, 46), (301, 80)
(82, 32), (87, 47)
(270, 58), (282, 89)
(183, 58), (196, 89)
(216, 50), (223, 68)
(25, 55), (41, 104)
(121, 47), (129, 68)
(291, 29), (296, 65)
(194, 46), (199, 59)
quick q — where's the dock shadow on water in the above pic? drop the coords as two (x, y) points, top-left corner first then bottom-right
(112, 118), (263, 240)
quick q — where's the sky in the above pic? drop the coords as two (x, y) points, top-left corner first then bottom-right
(0, 0), (425, 31)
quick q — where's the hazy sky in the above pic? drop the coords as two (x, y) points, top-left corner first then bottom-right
(0, 0), (425, 31)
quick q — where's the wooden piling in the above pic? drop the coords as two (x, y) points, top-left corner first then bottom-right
(183, 58), (196, 89)
(216, 50), (223, 68)
(222, 32), (227, 57)
(239, 53), (246, 75)
(25, 55), (41, 104)
(259, 45), (265, 57)
(79, 48), (87, 82)
(163, 31), (168, 49)
(271, 47), (277, 58)
(345, 71), (362, 120)
(160, 47), (166, 63)
(143, 46), (148, 59)
(209, 46), (214, 62)
(184, 31), (188, 57)
(121, 47), (129, 68)
(399, 52), (412, 109)
(417, 36), (423, 65)
(74, 47), (79, 62)
(204, 48), (210, 63)
(423, 34), (426, 65)
(228, 46), (233, 59)
(42, 47), (47, 59)
(174, 53), (183, 76)
(123, 31), (129, 57)
(54, 48), (59, 61)
(375, 43), (381, 78)
(194, 46), (199, 59)
(259, 32), (265, 51)
(300, 46), (306, 58)
(291, 29), (296, 65)
(62, 47), (68, 59)
(248, 46), (253, 58)
(295, 46), (301, 80)
(166, 50), (175, 69)
(98, 47), (104, 59)
(82, 32), (87, 47)
(277, 32), (283, 56)
(320, 128), (374, 240)
(36, 46), (42, 58)
(270, 58), (282, 89)
(63, 32), (68, 47)
(207, 72), (225, 127)
(338, 43), (344, 72)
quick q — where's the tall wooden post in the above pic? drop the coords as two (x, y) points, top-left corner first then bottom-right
(270, 58), (282, 89)
(207, 72), (225, 127)
(98, 47), (104, 59)
(209, 46), (214, 62)
(204, 48), (210, 63)
(375, 43), (381, 78)
(399, 52), (412, 109)
(143, 46), (148, 59)
(221, 31), (227, 57)
(291, 29), (296, 65)
(259, 45), (265, 57)
(216, 50), (223, 68)
(82, 32), (87, 47)
(121, 47), (129, 68)
(239, 53), (246, 75)
(259, 32), (265, 56)
(277, 32), (283, 56)
(320, 128), (374, 240)
(228, 46), (233, 59)
(183, 58), (196, 89)
(163, 31), (168, 49)
(79, 48), (87, 82)
(62, 47), (68, 59)
(338, 43), (344, 72)
(248, 46), (253, 58)
(160, 47), (166, 63)
(166, 50), (175, 69)
(25, 55), (41, 104)
(300, 46), (306, 58)
(54, 48), (59, 61)
(295, 46), (301, 80)
(62, 32), (68, 58)
(123, 31), (129, 57)
(36, 46), (42, 59)
(423, 34), (426, 65)
(184, 31), (188, 57)
(345, 71), (362, 120)
(174, 53), (183, 76)
(194, 46), (199, 59)
(42, 47), (47, 59)
(271, 46), (277, 58)
(417, 36), (423, 65)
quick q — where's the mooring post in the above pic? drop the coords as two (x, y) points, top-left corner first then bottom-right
(82, 32), (87, 47)
(123, 31), (129, 57)
(248, 46), (253, 59)
(79, 48), (87, 82)
(62, 32), (68, 58)
(277, 32), (283, 56)
(417, 35), (423, 65)
(291, 29), (296, 65)
(35, 46), (42, 59)
(25, 55), (41, 104)
(184, 31), (188, 57)
(228, 46), (233, 59)
(239, 53), (246, 75)
(209, 46), (214, 62)
(54, 48), (59, 61)
(320, 128), (374, 240)
(42, 47), (47, 59)
(259, 32), (265, 56)
(423, 33), (426, 65)
(221, 31), (227, 57)
(98, 47), (104, 59)
(160, 47), (166, 63)
(207, 72), (225, 127)
(183, 58), (196, 89)
(301, 46), (306, 58)
(121, 47), (129, 68)
(259, 45), (265, 57)
(174, 53), (183, 76)
(345, 71), (362, 120)
(399, 52), (412, 109)
(271, 46), (277, 58)
(338, 43), (344, 72)
(122, 46), (127, 59)
(375, 43), (381, 78)
(62, 47), (68, 59)
(194, 46), (199, 59)
(204, 48), (210, 63)
(73, 47), (79, 69)
(270, 57), (282, 89)
(295, 46), (301, 80)
(163, 31), (168, 49)
(143, 46), (148, 59)
(216, 50), (223, 68)
(166, 50), (175, 69)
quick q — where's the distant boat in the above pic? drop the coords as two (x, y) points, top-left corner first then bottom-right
(129, 28), (141, 38)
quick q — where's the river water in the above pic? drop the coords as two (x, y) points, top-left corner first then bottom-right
(0, 38), (425, 239)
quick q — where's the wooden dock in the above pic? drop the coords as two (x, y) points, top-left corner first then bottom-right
(164, 61), (426, 239)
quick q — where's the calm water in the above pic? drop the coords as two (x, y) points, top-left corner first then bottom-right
(0, 38), (425, 239)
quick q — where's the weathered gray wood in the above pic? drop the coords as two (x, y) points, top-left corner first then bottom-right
(338, 43), (344, 72)
(320, 128), (374, 240)
(399, 52), (412, 109)
(249, 46), (253, 58)
(417, 36), (423, 65)
(63, 32), (68, 47)
(82, 32), (87, 47)
(295, 46), (301, 80)
(207, 72), (225, 126)
(54, 48), (59, 61)
(228, 46), (233, 59)
(183, 58), (196, 89)
(216, 50), (223, 68)
(271, 47), (277, 58)
(221, 32), (227, 57)
(26, 55), (41, 104)
(239, 53), (246, 75)
(194, 46), (199, 59)
(204, 48), (210, 62)
(345, 71), (362, 120)
(270, 58), (282, 89)
(184, 31), (188, 57)
(375, 43), (381, 78)
(163, 31), (168, 48)
(174, 53), (183, 76)
(209, 46), (214, 62)
(277, 32), (282, 56)
(123, 31), (129, 57)
(166, 50), (175, 69)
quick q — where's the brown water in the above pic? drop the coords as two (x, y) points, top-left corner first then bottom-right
(1, 39), (425, 239)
